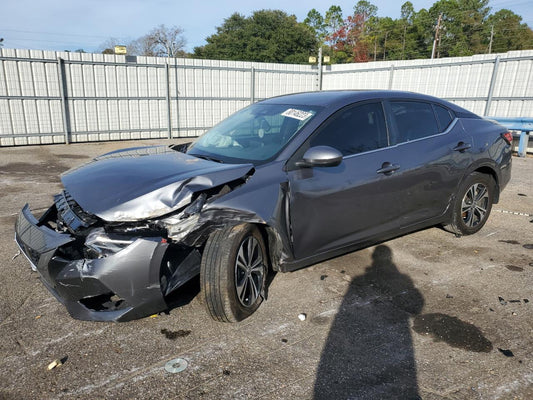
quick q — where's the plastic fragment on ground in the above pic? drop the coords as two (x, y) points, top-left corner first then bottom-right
(47, 359), (63, 370)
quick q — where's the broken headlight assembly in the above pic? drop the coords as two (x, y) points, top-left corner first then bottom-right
(85, 228), (137, 258)
(158, 193), (207, 241)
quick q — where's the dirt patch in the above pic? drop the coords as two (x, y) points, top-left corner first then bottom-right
(0, 162), (68, 183)
(55, 154), (91, 159)
(160, 328), (191, 340)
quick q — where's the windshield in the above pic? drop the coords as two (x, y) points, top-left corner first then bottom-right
(187, 103), (321, 164)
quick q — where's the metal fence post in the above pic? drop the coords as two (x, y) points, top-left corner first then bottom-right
(56, 57), (70, 144)
(317, 47), (323, 91)
(388, 65), (395, 89)
(518, 131), (529, 157)
(165, 61), (172, 139)
(484, 56), (500, 116)
(250, 67), (255, 104)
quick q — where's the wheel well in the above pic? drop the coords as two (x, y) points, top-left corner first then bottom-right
(253, 223), (280, 272)
(473, 166), (500, 203)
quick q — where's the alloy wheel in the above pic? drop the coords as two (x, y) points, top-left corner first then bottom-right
(234, 236), (265, 307)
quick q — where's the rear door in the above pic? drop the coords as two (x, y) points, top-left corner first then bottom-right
(383, 100), (473, 228)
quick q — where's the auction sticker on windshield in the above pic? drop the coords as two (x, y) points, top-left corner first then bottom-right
(281, 108), (313, 121)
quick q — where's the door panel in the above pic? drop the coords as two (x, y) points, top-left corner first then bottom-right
(288, 148), (403, 260)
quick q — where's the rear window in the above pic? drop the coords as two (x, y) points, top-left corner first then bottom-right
(390, 101), (439, 144)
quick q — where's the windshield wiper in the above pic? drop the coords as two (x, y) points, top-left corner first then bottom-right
(193, 154), (224, 163)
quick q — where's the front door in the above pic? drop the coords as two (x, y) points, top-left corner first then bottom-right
(287, 101), (399, 260)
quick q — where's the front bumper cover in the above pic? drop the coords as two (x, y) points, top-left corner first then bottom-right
(15, 204), (170, 322)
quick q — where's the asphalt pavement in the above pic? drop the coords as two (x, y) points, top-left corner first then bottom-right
(0, 140), (531, 399)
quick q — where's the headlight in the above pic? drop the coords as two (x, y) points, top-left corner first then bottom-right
(85, 228), (136, 258)
(159, 193), (206, 241)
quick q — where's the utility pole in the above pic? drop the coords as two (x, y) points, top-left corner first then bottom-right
(374, 36), (377, 61)
(488, 25), (494, 54)
(401, 24), (407, 60)
(383, 31), (388, 61)
(431, 13), (442, 59)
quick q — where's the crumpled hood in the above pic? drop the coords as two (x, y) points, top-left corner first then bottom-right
(61, 146), (253, 222)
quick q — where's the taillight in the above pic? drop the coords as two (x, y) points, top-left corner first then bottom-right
(501, 131), (513, 145)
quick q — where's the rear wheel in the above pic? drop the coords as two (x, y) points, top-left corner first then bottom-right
(445, 172), (495, 235)
(201, 224), (267, 322)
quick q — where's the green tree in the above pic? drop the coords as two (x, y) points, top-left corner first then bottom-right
(194, 10), (317, 63)
(486, 9), (533, 53)
(354, 0), (378, 23)
(428, 0), (490, 57)
(304, 9), (326, 43)
(324, 6), (344, 47)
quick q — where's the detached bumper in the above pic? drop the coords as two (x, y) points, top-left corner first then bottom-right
(15, 204), (169, 322)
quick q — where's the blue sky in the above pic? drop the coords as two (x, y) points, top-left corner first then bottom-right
(1, 0), (531, 53)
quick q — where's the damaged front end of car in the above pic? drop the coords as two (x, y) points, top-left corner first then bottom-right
(14, 146), (257, 322)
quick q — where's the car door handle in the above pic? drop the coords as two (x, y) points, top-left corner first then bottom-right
(376, 163), (400, 175)
(453, 142), (471, 152)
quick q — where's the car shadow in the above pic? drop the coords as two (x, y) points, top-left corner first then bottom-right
(164, 276), (201, 311)
(313, 245), (424, 399)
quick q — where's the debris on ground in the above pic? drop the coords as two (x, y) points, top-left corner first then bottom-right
(498, 296), (507, 305)
(164, 358), (188, 373)
(47, 356), (67, 370)
(298, 313), (307, 321)
(446, 294), (454, 299)
(320, 275), (328, 281)
(281, 338), (288, 343)
(223, 370), (231, 376)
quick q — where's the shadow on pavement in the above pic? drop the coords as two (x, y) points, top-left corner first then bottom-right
(314, 245), (424, 399)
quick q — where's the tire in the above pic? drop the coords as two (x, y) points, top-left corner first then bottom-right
(445, 172), (495, 236)
(201, 224), (267, 322)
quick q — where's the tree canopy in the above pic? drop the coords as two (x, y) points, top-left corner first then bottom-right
(98, 0), (532, 63)
(304, 0), (533, 63)
(193, 10), (317, 63)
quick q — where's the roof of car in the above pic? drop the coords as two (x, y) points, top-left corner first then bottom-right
(260, 90), (476, 116)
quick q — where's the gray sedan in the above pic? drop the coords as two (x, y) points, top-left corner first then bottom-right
(14, 90), (512, 322)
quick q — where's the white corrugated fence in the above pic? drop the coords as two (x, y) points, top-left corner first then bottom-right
(0, 48), (532, 146)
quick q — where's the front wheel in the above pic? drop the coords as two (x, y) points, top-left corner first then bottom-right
(445, 172), (495, 235)
(201, 224), (267, 322)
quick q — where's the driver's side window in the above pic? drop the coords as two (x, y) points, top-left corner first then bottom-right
(309, 102), (388, 156)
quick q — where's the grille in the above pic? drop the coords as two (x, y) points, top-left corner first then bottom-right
(55, 190), (97, 233)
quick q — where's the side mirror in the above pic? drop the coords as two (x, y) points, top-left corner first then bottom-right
(296, 146), (343, 168)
